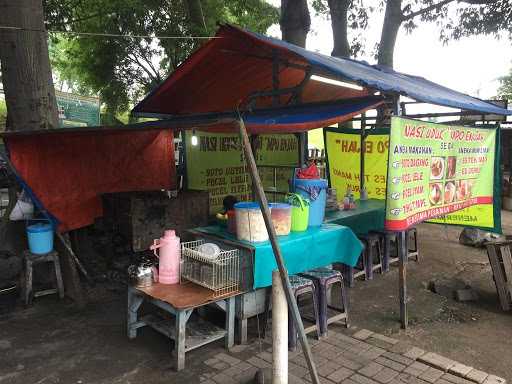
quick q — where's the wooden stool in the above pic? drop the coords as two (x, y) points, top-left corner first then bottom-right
(358, 233), (383, 280)
(24, 250), (64, 305)
(300, 267), (349, 336)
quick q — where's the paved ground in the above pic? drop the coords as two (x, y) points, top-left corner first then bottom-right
(196, 326), (506, 384)
(1, 213), (512, 383)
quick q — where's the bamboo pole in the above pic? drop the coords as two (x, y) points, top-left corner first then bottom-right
(237, 118), (321, 384)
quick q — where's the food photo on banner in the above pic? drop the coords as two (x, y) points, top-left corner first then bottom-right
(384, 117), (500, 232)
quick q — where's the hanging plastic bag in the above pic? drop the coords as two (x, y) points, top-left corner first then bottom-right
(296, 163), (320, 179)
(9, 190), (34, 221)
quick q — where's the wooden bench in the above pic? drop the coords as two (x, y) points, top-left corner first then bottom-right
(127, 282), (237, 371)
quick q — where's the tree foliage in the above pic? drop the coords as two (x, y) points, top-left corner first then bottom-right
(44, 0), (278, 115)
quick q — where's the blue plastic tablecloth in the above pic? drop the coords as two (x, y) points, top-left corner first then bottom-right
(192, 224), (363, 289)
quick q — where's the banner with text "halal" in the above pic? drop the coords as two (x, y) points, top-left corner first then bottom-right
(385, 117), (497, 231)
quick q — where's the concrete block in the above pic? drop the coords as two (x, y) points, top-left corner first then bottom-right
(353, 329), (374, 341)
(455, 289), (478, 302)
(418, 352), (456, 371)
(403, 347), (426, 360)
(441, 373), (475, 384)
(374, 357), (407, 372)
(382, 352), (414, 366)
(465, 369), (488, 384)
(418, 367), (444, 383)
(351, 373), (381, 384)
(359, 362), (385, 378)
(374, 368), (400, 384)
(483, 375), (507, 384)
(328, 367), (355, 383)
(448, 363), (473, 378)
(403, 362), (430, 377)
(371, 334), (400, 345)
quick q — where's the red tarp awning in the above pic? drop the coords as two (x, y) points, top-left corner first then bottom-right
(6, 129), (175, 232)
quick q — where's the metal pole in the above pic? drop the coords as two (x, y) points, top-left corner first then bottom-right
(272, 270), (288, 384)
(360, 113), (366, 193)
(398, 230), (408, 329)
(237, 118), (321, 384)
(392, 94), (408, 330)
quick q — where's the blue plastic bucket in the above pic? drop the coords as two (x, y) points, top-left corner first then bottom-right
(26, 222), (54, 255)
(293, 178), (328, 227)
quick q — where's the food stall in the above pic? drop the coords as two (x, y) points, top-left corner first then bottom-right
(4, 23), (512, 380)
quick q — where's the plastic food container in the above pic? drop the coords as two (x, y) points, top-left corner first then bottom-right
(269, 203), (292, 236)
(293, 178), (328, 227)
(26, 221), (54, 255)
(234, 202), (268, 242)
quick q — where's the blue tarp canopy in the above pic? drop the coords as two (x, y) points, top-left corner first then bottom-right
(133, 24), (511, 118)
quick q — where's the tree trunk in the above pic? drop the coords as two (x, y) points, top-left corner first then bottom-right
(280, 0), (311, 47)
(185, 0), (206, 36)
(0, 0), (58, 131)
(377, 0), (403, 68)
(328, 0), (351, 58)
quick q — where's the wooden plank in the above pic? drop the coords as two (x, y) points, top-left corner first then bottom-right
(138, 281), (238, 310)
(499, 245), (512, 300)
(486, 244), (511, 311)
(141, 314), (226, 351)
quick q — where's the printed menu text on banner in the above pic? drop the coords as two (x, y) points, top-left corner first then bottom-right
(385, 117), (496, 231)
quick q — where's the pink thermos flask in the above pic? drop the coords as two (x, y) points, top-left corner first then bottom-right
(150, 230), (180, 284)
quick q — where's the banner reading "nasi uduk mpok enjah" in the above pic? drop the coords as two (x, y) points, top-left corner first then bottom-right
(385, 117), (497, 231)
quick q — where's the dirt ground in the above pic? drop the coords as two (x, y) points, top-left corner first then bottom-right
(348, 214), (512, 379)
(0, 213), (511, 383)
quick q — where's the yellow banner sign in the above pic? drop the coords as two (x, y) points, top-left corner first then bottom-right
(325, 129), (389, 200)
(325, 126), (500, 231)
(186, 132), (298, 214)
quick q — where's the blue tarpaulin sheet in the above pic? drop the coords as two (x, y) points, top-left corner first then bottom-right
(134, 24), (511, 117)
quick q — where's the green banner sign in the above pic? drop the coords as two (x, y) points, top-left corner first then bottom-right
(385, 117), (497, 231)
(56, 91), (100, 127)
(185, 132), (298, 214)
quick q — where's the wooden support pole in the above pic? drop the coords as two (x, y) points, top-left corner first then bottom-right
(272, 270), (288, 384)
(237, 118), (321, 384)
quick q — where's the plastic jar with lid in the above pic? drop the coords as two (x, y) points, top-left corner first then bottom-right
(269, 203), (292, 236)
(234, 202), (269, 242)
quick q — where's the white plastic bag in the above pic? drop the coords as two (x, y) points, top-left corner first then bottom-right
(9, 191), (34, 220)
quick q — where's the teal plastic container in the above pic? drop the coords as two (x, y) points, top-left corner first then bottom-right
(293, 178), (328, 227)
(26, 222), (54, 254)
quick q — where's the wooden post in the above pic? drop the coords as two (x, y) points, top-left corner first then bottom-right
(237, 118), (321, 384)
(272, 270), (288, 384)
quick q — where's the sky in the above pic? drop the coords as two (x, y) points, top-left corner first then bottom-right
(266, 0), (512, 104)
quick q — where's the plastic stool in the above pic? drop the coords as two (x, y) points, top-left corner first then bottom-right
(372, 228), (419, 272)
(300, 267), (349, 336)
(358, 233), (383, 280)
(24, 250), (64, 305)
(263, 274), (321, 351)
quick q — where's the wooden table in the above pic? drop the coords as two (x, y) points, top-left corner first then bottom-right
(127, 282), (237, 371)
